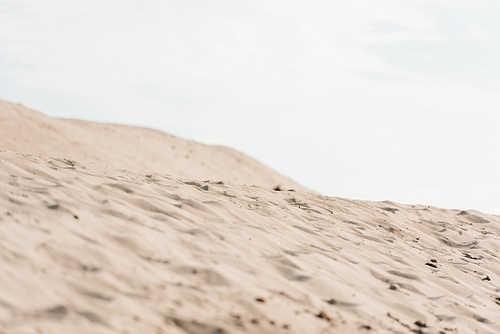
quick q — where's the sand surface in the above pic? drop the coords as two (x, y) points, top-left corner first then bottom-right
(1, 100), (500, 334)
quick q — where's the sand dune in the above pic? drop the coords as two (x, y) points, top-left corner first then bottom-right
(0, 99), (303, 192)
(1, 99), (500, 334)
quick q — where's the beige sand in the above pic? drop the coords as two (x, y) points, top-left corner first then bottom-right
(1, 100), (500, 334)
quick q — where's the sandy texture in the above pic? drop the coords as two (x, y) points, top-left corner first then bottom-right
(0, 99), (303, 191)
(1, 149), (500, 334)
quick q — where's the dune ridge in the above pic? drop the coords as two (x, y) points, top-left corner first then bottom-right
(0, 99), (303, 192)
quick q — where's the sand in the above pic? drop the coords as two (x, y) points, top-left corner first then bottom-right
(1, 100), (500, 334)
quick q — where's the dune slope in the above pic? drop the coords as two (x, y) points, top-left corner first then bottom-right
(1, 149), (499, 334)
(0, 99), (303, 191)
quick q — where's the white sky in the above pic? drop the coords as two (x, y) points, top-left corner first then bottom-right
(1, 0), (500, 214)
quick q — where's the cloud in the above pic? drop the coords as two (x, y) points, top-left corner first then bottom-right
(1, 0), (500, 213)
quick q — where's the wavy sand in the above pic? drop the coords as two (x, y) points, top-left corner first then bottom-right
(1, 148), (500, 334)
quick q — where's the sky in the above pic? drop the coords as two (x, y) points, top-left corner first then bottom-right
(1, 0), (500, 214)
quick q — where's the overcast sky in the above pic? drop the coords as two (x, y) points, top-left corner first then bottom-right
(1, 0), (500, 214)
